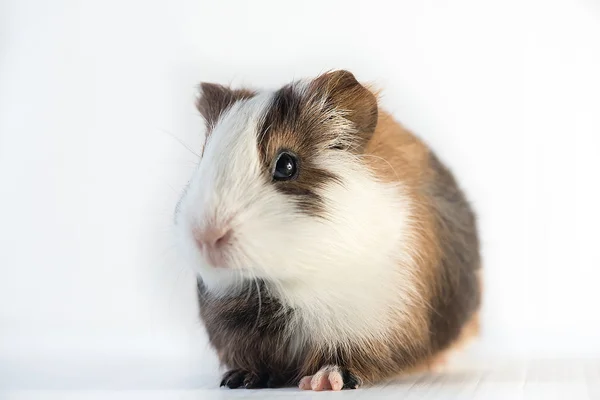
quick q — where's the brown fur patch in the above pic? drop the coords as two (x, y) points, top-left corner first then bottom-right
(256, 85), (337, 217)
(256, 70), (378, 217)
(309, 70), (378, 149)
(195, 83), (255, 132)
(356, 109), (482, 381)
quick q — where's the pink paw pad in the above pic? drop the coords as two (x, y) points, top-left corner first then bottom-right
(298, 366), (348, 391)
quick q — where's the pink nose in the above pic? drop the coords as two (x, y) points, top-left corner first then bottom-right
(193, 225), (232, 250)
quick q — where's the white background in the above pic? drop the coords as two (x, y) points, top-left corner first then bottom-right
(1, 0), (600, 392)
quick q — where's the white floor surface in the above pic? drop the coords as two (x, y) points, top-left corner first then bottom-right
(2, 357), (599, 399)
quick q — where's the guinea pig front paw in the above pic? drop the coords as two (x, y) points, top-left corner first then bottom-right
(220, 369), (268, 389)
(298, 365), (362, 391)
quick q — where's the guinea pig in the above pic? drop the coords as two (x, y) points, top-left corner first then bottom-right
(174, 70), (481, 391)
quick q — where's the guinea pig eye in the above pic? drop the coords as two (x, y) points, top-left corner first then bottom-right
(273, 151), (298, 181)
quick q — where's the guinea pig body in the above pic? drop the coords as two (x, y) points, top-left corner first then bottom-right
(175, 70), (481, 391)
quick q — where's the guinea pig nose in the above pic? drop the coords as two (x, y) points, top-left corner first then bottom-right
(193, 225), (232, 250)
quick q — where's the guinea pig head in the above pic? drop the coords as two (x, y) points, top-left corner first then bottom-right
(175, 71), (388, 294)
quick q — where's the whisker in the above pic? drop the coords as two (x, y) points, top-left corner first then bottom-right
(358, 153), (400, 181)
(161, 129), (201, 159)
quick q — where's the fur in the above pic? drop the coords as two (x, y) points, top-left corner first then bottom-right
(174, 70), (481, 390)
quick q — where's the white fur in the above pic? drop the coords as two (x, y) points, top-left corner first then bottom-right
(176, 87), (420, 350)
(274, 153), (420, 350)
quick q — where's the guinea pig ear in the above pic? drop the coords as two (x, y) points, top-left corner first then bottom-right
(195, 83), (255, 130)
(309, 70), (378, 151)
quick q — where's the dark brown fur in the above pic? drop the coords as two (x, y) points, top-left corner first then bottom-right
(425, 152), (481, 352)
(255, 71), (377, 217)
(193, 71), (481, 389)
(256, 84), (337, 217)
(196, 280), (299, 387)
(196, 83), (255, 132)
